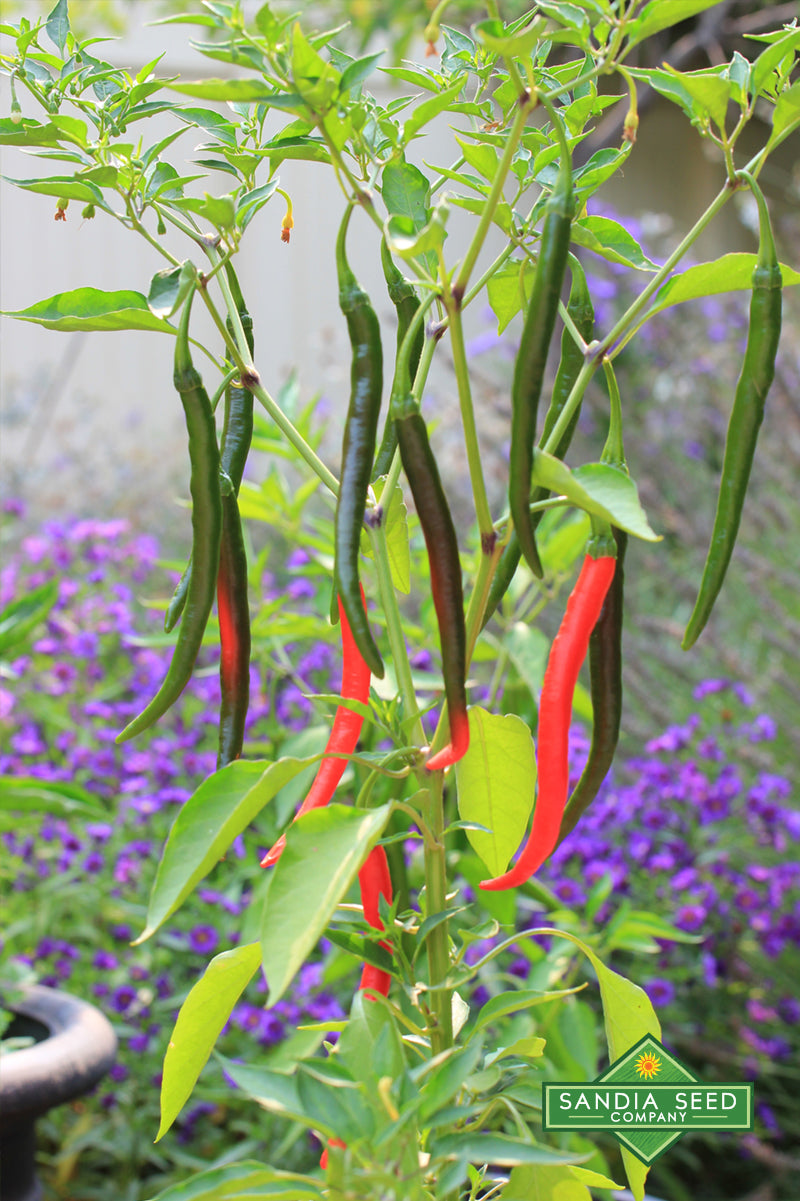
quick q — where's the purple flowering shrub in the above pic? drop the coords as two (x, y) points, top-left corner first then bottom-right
(2, 508), (798, 1198)
(0, 511), (351, 1192)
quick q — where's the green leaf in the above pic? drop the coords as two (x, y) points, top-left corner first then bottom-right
(571, 216), (658, 271)
(173, 192), (236, 229)
(473, 17), (545, 57)
(485, 1036), (546, 1066)
(1, 288), (176, 334)
(336, 990), (406, 1086)
(431, 1132), (584, 1167)
(532, 454), (660, 542)
(157, 943), (262, 1139)
(0, 578), (59, 655)
(169, 79), (276, 102)
(503, 623), (549, 702)
(362, 478), (409, 593)
(381, 158), (430, 234)
(147, 262), (197, 319)
(175, 106), (238, 146)
(45, 0), (69, 53)
(215, 1056), (311, 1127)
(455, 708), (535, 877)
(260, 803), (391, 1005)
(0, 776), (105, 820)
(501, 1163), (590, 1200)
(766, 79), (800, 152)
(403, 79), (465, 143)
(4, 175), (102, 204)
(419, 1036), (485, 1122)
(473, 986), (586, 1034)
(237, 179), (280, 229)
(625, 0), (721, 49)
(455, 136), (499, 183)
(385, 202), (448, 260)
(144, 1159), (324, 1201)
(637, 66), (732, 133)
(137, 757), (317, 943)
(646, 252), (800, 320)
(0, 118), (66, 147)
(340, 52), (383, 94)
(487, 257), (533, 334)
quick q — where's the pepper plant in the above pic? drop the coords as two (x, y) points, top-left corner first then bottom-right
(2, 2), (799, 1199)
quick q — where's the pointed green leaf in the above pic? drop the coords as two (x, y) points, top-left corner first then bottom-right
(147, 261), (197, 319)
(137, 757), (317, 943)
(45, 0), (70, 53)
(403, 79), (465, 143)
(175, 106), (238, 146)
(532, 454), (660, 542)
(0, 578), (59, 655)
(4, 175), (102, 204)
(473, 17), (545, 57)
(431, 1132), (583, 1167)
(260, 803), (391, 1005)
(362, 478), (409, 593)
(766, 80), (800, 152)
(381, 158), (430, 232)
(0, 118), (66, 147)
(625, 0), (720, 49)
(216, 1056), (314, 1127)
(487, 257), (534, 334)
(144, 1159), (324, 1201)
(571, 216), (658, 271)
(647, 252), (800, 320)
(157, 942), (261, 1139)
(419, 1036), (485, 1122)
(169, 79), (276, 102)
(173, 192), (236, 229)
(455, 708), (536, 877)
(385, 202), (448, 260)
(336, 990), (406, 1087)
(340, 52), (383, 94)
(1, 288), (176, 333)
(473, 986), (587, 1034)
(503, 623), (549, 703)
(0, 776), (105, 819)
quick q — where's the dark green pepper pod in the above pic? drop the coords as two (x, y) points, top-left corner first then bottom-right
(682, 175), (782, 649)
(333, 205), (385, 678)
(118, 291), (222, 742)
(373, 239), (423, 480)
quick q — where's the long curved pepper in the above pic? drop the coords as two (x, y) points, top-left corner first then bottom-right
(260, 589), (371, 868)
(508, 105), (573, 580)
(481, 552), (616, 891)
(333, 204), (385, 678)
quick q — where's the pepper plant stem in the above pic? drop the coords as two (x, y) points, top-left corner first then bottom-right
(447, 300), (493, 537)
(421, 776), (453, 1056)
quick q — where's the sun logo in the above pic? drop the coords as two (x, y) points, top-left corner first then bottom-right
(635, 1051), (662, 1079)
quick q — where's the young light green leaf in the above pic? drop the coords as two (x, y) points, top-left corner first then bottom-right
(173, 192), (236, 229)
(484, 1036), (545, 1067)
(473, 986), (586, 1034)
(501, 1164), (591, 1200)
(646, 252), (800, 320)
(137, 757), (317, 943)
(340, 52), (384, 94)
(175, 106), (238, 147)
(45, 0), (69, 54)
(0, 777), (106, 819)
(215, 1056), (312, 1128)
(157, 943), (261, 1140)
(751, 30), (800, 99)
(455, 709), (536, 878)
(637, 66), (732, 134)
(473, 17), (545, 57)
(403, 79), (465, 143)
(625, 0), (720, 49)
(571, 216), (659, 271)
(381, 158), (430, 233)
(385, 203), (448, 260)
(2, 289), (176, 334)
(169, 78), (277, 101)
(260, 803), (391, 1005)
(431, 1132), (583, 1167)
(144, 1159), (324, 1201)
(766, 79), (800, 152)
(147, 262), (197, 319)
(532, 454), (660, 542)
(487, 257), (533, 334)
(0, 118), (66, 147)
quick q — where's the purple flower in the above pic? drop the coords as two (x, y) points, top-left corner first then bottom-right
(188, 924), (220, 955)
(646, 978), (675, 1007)
(110, 984), (138, 1014)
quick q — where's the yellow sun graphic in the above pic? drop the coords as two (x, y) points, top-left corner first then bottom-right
(635, 1052), (662, 1079)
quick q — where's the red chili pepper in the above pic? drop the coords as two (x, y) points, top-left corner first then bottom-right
(481, 553), (616, 891)
(320, 1137), (346, 1170)
(261, 589), (371, 868)
(358, 844), (393, 997)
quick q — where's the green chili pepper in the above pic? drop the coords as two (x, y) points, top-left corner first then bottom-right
(165, 265), (254, 634)
(118, 291), (222, 742)
(484, 254), (591, 628)
(333, 204), (385, 679)
(373, 239), (423, 480)
(217, 474), (251, 768)
(682, 176), (782, 650)
(391, 332), (468, 771)
(508, 108), (573, 581)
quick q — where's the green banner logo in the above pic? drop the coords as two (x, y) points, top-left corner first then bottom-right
(542, 1035), (753, 1164)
